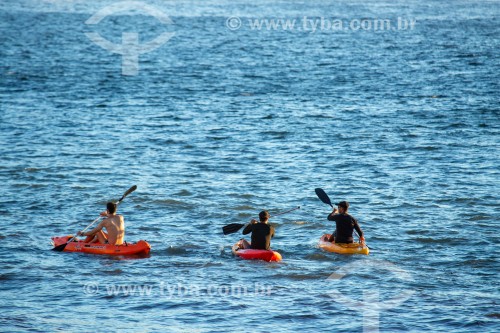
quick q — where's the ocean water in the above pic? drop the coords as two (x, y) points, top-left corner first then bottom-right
(0, 0), (499, 332)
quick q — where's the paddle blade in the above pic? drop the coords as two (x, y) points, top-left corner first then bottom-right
(315, 188), (333, 208)
(222, 223), (245, 235)
(117, 185), (137, 203)
(52, 243), (67, 252)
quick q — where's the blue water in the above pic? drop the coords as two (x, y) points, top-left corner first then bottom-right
(1, 0), (499, 332)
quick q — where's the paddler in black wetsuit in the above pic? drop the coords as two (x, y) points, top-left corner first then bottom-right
(323, 201), (365, 244)
(239, 211), (275, 250)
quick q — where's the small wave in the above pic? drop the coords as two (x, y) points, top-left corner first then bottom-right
(462, 258), (497, 268)
(0, 273), (15, 281)
(30, 184), (48, 189)
(70, 185), (90, 190)
(175, 189), (192, 196)
(232, 205), (255, 211)
(262, 130), (289, 138)
(206, 136), (228, 141)
(12, 183), (30, 188)
(406, 230), (430, 235)
(414, 237), (460, 244)
(463, 319), (489, 327)
(305, 113), (335, 119)
(202, 262), (223, 268)
(165, 246), (189, 255)
(272, 313), (320, 320)
(103, 269), (124, 276)
(415, 146), (440, 151)
(456, 53), (476, 58)
(468, 215), (491, 221)
(468, 61), (483, 66)
(304, 253), (330, 261)
(271, 273), (327, 280)
(226, 193), (255, 199)
(125, 302), (165, 311)
(137, 226), (163, 232)
(445, 122), (467, 129)
(24, 167), (42, 172)
(485, 313), (500, 318)
(151, 199), (193, 208)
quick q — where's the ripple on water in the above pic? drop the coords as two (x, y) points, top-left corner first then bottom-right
(0, 273), (16, 281)
(174, 189), (192, 196)
(304, 253), (331, 261)
(163, 246), (189, 256)
(103, 269), (124, 276)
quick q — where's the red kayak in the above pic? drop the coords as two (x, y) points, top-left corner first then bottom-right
(231, 241), (282, 262)
(51, 235), (151, 256)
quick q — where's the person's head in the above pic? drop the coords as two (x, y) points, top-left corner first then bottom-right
(337, 201), (349, 214)
(259, 210), (270, 223)
(107, 202), (117, 214)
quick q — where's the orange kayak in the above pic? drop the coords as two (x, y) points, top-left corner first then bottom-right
(51, 235), (151, 256)
(231, 241), (282, 262)
(318, 234), (369, 255)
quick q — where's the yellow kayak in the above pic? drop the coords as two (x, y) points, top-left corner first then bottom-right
(318, 234), (369, 255)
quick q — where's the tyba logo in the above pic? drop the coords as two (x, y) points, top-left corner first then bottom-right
(85, 1), (175, 75)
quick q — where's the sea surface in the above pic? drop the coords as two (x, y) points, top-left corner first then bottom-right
(0, 0), (499, 332)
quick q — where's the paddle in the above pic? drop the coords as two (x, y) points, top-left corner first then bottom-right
(315, 188), (364, 243)
(315, 188), (334, 208)
(52, 185), (137, 252)
(222, 206), (300, 235)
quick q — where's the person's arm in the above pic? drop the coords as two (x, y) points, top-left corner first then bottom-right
(327, 208), (339, 221)
(353, 220), (365, 243)
(242, 219), (256, 235)
(326, 209), (338, 242)
(78, 220), (105, 237)
(270, 226), (275, 238)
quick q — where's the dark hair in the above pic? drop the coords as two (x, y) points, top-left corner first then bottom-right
(337, 201), (349, 210)
(107, 202), (117, 214)
(259, 210), (270, 222)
